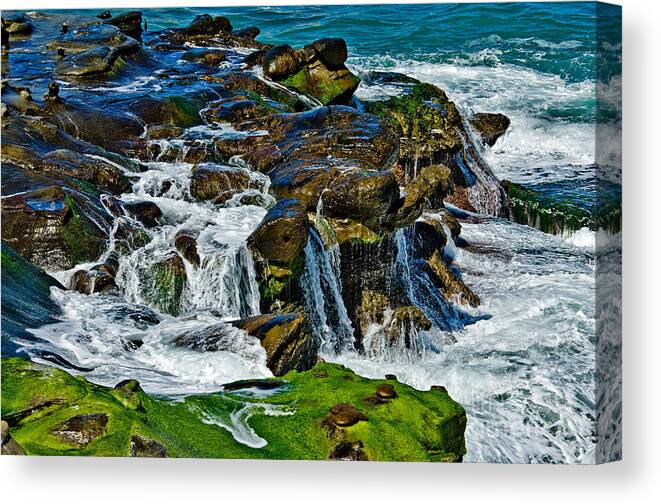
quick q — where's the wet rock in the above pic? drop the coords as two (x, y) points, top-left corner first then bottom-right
(376, 383), (397, 399)
(1, 186), (108, 270)
(262, 38), (360, 105)
(329, 440), (368, 461)
(56, 45), (120, 77)
(391, 306), (431, 330)
(233, 26), (260, 39)
(1, 420), (26, 455)
(409, 218), (448, 260)
(70, 268), (116, 294)
(131, 435), (167, 457)
(431, 385), (448, 393)
(247, 199), (310, 264)
(280, 58), (360, 106)
(389, 164), (452, 227)
(202, 95), (270, 125)
(385, 374), (397, 381)
(180, 47), (226, 66)
(311, 38), (348, 68)
(323, 170), (399, 222)
(232, 313), (318, 376)
(190, 164), (261, 202)
(144, 123), (183, 140)
(174, 229), (200, 267)
(1, 242), (65, 354)
(105, 11), (143, 39)
(469, 112), (510, 146)
(145, 253), (187, 316)
(125, 91), (218, 129)
(358, 290), (390, 336)
(427, 250), (480, 307)
(97, 11), (112, 20)
(262, 45), (305, 80)
(328, 403), (367, 427)
(124, 200), (162, 228)
(2, 13), (33, 35)
(41, 149), (131, 194)
(184, 14), (232, 36)
(47, 23), (139, 56)
(51, 413), (108, 446)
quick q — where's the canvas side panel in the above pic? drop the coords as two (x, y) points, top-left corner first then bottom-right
(595, 1), (622, 464)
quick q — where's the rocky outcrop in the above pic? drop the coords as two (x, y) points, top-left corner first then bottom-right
(1, 187), (110, 270)
(144, 253), (187, 316)
(469, 112), (510, 146)
(247, 199), (309, 311)
(2, 357), (467, 461)
(1, 420), (26, 455)
(262, 38), (360, 105)
(232, 313), (318, 376)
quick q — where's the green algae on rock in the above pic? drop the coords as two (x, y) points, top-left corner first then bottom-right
(1, 358), (466, 461)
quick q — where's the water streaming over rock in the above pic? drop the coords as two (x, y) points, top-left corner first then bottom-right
(300, 229), (356, 354)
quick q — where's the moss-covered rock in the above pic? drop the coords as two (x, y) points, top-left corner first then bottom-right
(281, 61), (360, 106)
(143, 253), (187, 316)
(502, 179), (604, 235)
(1, 358), (466, 461)
(469, 112), (511, 146)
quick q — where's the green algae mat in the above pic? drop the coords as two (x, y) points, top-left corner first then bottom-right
(1, 358), (466, 461)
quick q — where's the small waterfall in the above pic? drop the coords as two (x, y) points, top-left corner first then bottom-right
(300, 229), (355, 353)
(182, 243), (260, 319)
(455, 122), (507, 217)
(394, 228), (471, 332)
(362, 309), (435, 362)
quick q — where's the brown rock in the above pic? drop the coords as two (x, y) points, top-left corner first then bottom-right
(376, 383), (398, 399)
(469, 112), (511, 147)
(329, 403), (367, 427)
(51, 413), (108, 446)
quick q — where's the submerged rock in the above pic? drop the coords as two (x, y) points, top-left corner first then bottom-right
(469, 112), (511, 146)
(47, 23), (139, 56)
(144, 253), (187, 316)
(232, 313), (318, 376)
(56, 46), (120, 77)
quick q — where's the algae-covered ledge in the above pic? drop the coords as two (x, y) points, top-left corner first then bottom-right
(1, 358), (466, 461)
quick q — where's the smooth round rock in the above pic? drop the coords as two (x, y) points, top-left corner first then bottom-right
(329, 403), (367, 427)
(376, 383), (397, 399)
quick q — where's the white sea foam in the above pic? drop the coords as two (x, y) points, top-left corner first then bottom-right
(334, 216), (597, 463)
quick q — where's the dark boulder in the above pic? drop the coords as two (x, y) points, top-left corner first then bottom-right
(184, 14), (232, 36)
(247, 199), (310, 264)
(70, 268), (116, 294)
(105, 11), (143, 39)
(311, 38), (347, 68)
(469, 112), (511, 146)
(47, 23), (139, 56)
(123, 200), (162, 228)
(262, 38), (360, 105)
(56, 45), (120, 77)
(174, 229), (200, 267)
(376, 383), (398, 399)
(322, 170), (399, 221)
(2, 13), (33, 35)
(232, 313), (318, 376)
(1, 187), (109, 270)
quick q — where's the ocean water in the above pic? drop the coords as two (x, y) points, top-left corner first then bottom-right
(8, 3), (621, 463)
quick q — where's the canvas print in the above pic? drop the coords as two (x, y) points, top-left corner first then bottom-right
(0, 2), (621, 463)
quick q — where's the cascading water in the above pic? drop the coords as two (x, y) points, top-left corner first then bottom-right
(393, 227), (476, 332)
(300, 229), (355, 354)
